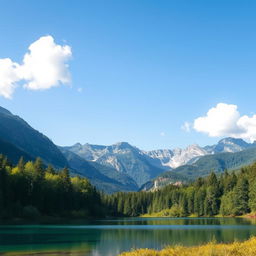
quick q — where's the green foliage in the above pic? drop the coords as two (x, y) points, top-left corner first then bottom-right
(160, 204), (185, 217)
(2, 152), (256, 220)
(232, 177), (249, 215)
(249, 180), (256, 211)
(0, 155), (104, 219)
(143, 204), (186, 217)
(220, 191), (235, 216)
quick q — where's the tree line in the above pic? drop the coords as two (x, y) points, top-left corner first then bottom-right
(1, 153), (256, 220)
(103, 163), (256, 217)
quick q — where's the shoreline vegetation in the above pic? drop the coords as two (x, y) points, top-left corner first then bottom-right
(141, 212), (256, 218)
(119, 237), (256, 256)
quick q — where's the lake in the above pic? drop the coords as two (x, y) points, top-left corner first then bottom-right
(0, 217), (256, 255)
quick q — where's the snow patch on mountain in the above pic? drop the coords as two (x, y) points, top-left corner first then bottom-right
(146, 144), (207, 168)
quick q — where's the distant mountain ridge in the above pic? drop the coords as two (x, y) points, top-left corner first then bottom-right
(67, 137), (256, 175)
(1, 105), (256, 193)
(62, 142), (166, 187)
(143, 139), (256, 191)
(145, 137), (256, 169)
(63, 137), (256, 190)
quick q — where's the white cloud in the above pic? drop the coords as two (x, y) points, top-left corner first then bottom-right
(20, 36), (71, 90)
(193, 103), (256, 142)
(160, 132), (166, 136)
(0, 58), (20, 98)
(181, 122), (191, 132)
(0, 35), (72, 98)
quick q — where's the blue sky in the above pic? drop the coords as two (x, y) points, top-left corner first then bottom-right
(1, 0), (256, 150)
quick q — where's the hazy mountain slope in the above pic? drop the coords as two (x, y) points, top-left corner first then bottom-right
(0, 106), (68, 168)
(89, 161), (138, 191)
(64, 142), (165, 187)
(0, 138), (33, 163)
(60, 147), (138, 193)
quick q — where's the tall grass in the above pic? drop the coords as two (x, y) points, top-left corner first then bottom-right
(119, 237), (256, 256)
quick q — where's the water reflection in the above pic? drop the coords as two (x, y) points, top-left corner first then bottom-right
(0, 218), (256, 256)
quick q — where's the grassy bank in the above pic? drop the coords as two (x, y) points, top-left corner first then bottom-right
(119, 237), (256, 256)
(140, 208), (256, 218)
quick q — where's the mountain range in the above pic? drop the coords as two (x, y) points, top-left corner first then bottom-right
(61, 142), (166, 187)
(145, 137), (256, 168)
(1, 105), (256, 193)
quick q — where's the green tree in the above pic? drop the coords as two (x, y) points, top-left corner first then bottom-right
(233, 177), (249, 215)
(249, 180), (256, 212)
(220, 191), (236, 216)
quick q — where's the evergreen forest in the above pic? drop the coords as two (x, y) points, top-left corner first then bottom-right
(1, 154), (256, 220)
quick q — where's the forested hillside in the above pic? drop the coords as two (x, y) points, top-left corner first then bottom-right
(104, 162), (256, 217)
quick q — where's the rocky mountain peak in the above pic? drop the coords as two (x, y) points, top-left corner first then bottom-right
(72, 142), (82, 148)
(218, 137), (248, 146)
(205, 137), (252, 154)
(113, 142), (133, 149)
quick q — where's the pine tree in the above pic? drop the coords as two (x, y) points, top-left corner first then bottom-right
(233, 177), (249, 215)
(220, 191), (236, 216)
(249, 180), (256, 212)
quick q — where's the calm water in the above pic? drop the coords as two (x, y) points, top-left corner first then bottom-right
(0, 217), (256, 255)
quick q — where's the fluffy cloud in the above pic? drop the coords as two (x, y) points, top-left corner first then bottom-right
(0, 36), (72, 98)
(192, 103), (256, 142)
(0, 59), (20, 98)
